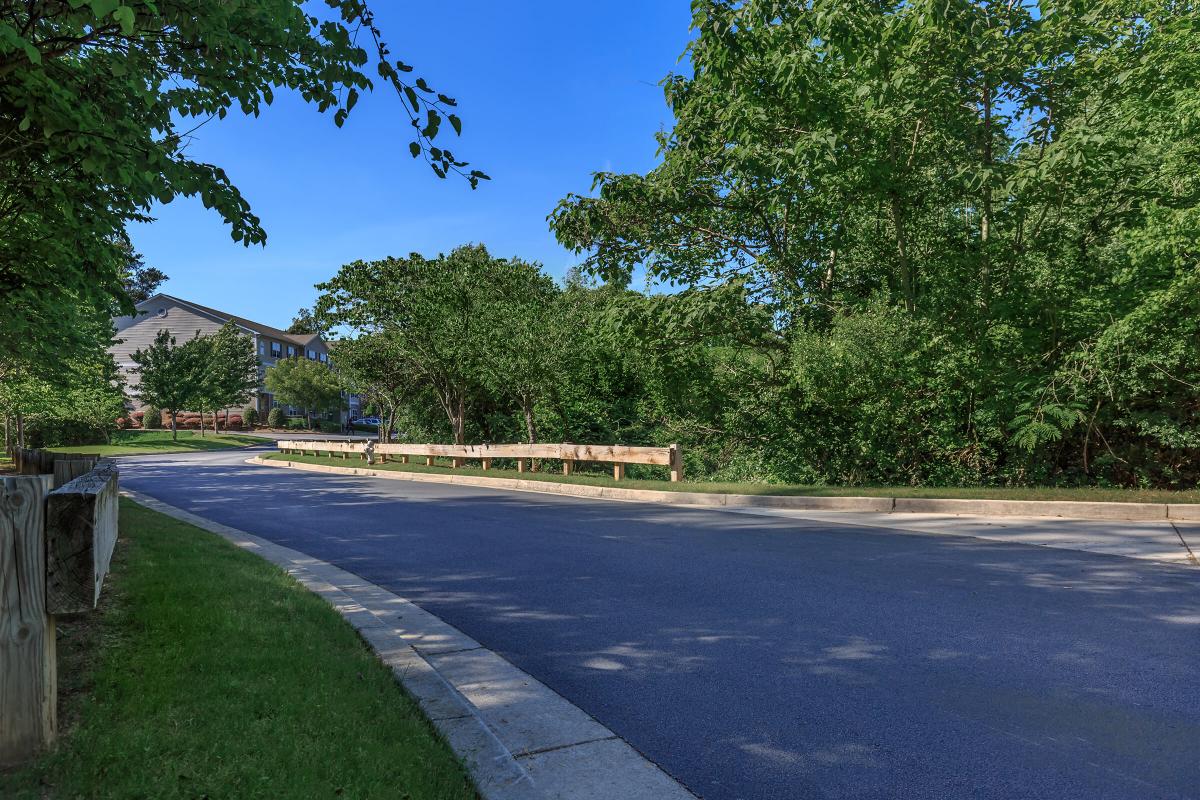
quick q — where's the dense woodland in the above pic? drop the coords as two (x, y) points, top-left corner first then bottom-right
(4, 2), (1200, 488)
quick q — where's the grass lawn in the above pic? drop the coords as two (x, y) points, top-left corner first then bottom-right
(263, 451), (1200, 505)
(46, 429), (268, 456)
(0, 498), (476, 800)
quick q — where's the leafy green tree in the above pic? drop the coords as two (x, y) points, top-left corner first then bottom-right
(131, 329), (208, 440)
(548, 0), (1200, 488)
(264, 357), (343, 428)
(478, 264), (559, 443)
(287, 308), (331, 337)
(197, 324), (261, 433)
(316, 245), (539, 445)
(1, 0), (486, 379)
(328, 334), (417, 441)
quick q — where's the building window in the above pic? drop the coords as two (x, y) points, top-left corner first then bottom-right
(307, 349), (316, 360)
(287, 345), (295, 358)
(319, 352), (328, 363)
(270, 341), (281, 358)
(258, 342), (265, 356)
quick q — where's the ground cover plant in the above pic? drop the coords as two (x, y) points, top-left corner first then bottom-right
(0, 499), (476, 800)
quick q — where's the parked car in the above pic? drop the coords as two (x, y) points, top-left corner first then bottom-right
(354, 416), (381, 427)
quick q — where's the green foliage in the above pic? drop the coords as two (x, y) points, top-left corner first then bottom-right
(316, 244), (551, 444)
(264, 358), (343, 426)
(142, 406), (162, 430)
(541, 1), (1200, 488)
(130, 329), (207, 440)
(194, 324), (261, 424)
(243, 406), (259, 427)
(0, 348), (127, 447)
(1, 0), (483, 387)
(267, 407), (286, 429)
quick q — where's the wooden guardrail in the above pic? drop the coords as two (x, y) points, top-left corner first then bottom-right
(277, 440), (684, 482)
(1, 461), (119, 766)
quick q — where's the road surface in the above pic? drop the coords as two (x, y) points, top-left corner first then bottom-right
(120, 446), (1200, 800)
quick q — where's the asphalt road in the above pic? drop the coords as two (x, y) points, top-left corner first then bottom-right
(120, 447), (1200, 800)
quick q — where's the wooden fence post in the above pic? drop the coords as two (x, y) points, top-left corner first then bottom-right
(669, 444), (683, 482)
(0, 474), (55, 766)
(52, 457), (97, 490)
(45, 464), (120, 614)
(613, 463), (626, 481)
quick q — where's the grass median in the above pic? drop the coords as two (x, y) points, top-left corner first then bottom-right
(47, 429), (267, 456)
(262, 451), (1200, 505)
(0, 498), (476, 800)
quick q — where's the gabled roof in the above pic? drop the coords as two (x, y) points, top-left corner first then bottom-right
(139, 293), (323, 348)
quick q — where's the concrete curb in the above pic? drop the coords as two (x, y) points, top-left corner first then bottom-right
(121, 489), (696, 800)
(248, 456), (1200, 523)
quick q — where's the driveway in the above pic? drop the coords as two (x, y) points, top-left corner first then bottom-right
(119, 447), (1200, 800)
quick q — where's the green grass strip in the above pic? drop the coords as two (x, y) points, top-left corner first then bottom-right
(0, 498), (476, 800)
(264, 451), (1200, 504)
(47, 430), (267, 456)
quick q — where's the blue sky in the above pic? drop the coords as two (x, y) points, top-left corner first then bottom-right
(128, 1), (693, 330)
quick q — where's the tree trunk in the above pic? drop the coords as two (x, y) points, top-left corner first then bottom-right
(523, 401), (537, 445)
(453, 396), (466, 445)
(523, 398), (540, 472)
(980, 78), (993, 313)
(890, 192), (916, 312)
(198, 409), (205, 437)
(16, 410), (24, 449)
(169, 410), (178, 441)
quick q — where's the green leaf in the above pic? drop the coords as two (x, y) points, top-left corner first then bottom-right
(113, 5), (135, 35)
(448, 114), (461, 135)
(408, 141), (420, 158)
(89, 0), (119, 18)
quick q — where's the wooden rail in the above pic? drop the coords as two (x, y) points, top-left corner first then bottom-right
(1, 462), (119, 766)
(277, 440), (684, 482)
(13, 448), (98, 488)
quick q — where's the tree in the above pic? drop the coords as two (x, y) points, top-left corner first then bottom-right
(1, 0), (486, 380)
(316, 244), (544, 445)
(287, 308), (330, 337)
(547, 0), (1200, 487)
(478, 265), (559, 443)
(121, 242), (168, 304)
(59, 354), (128, 445)
(196, 324), (260, 433)
(264, 357), (343, 428)
(328, 334), (415, 442)
(131, 329), (207, 440)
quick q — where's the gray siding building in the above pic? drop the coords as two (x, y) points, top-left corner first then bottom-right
(111, 293), (333, 416)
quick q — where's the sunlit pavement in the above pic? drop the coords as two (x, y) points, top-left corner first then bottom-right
(119, 447), (1200, 800)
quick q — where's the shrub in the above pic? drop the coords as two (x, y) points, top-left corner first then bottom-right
(266, 407), (285, 428)
(315, 419), (341, 433)
(228, 414), (244, 428)
(143, 405), (162, 429)
(243, 406), (258, 427)
(285, 416), (308, 430)
(115, 417), (130, 430)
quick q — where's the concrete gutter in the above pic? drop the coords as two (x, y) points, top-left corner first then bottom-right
(122, 489), (697, 800)
(248, 456), (1200, 523)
